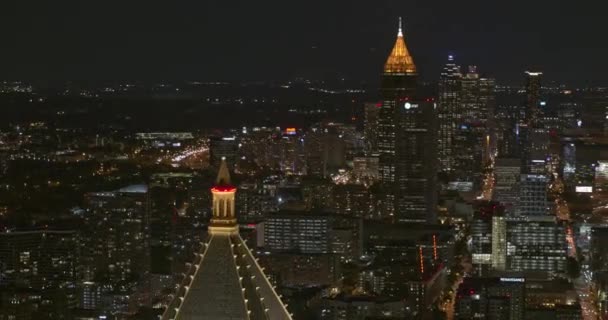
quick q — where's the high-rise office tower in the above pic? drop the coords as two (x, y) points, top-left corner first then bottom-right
(528, 128), (550, 174)
(209, 136), (238, 167)
(478, 77), (496, 125)
(461, 66), (480, 122)
(0, 230), (79, 291)
(517, 71), (544, 175)
(524, 71), (543, 126)
(83, 185), (150, 283)
(0, 230), (79, 319)
(395, 99), (437, 223)
(378, 17), (417, 186)
(505, 216), (567, 273)
(518, 174), (549, 216)
(452, 122), (486, 187)
(470, 203), (504, 276)
(460, 66), (496, 124)
(471, 210), (493, 275)
(491, 215), (507, 271)
(379, 18), (437, 223)
(264, 208), (331, 254)
(455, 277), (525, 320)
(492, 158), (521, 214)
(437, 55), (462, 171)
(451, 66), (495, 185)
(364, 102), (380, 153)
(304, 125), (346, 177)
(491, 217), (567, 274)
(478, 77), (496, 166)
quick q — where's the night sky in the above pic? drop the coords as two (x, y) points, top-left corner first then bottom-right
(1, 1), (607, 85)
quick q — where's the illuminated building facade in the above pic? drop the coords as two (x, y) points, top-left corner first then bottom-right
(453, 122), (486, 187)
(505, 216), (567, 273)
(81, 185), (150, 315)
(0, 230), (79, 319)
(82, 186), (150, 285)
(377, 18), (417, 217)
(437, 55), (462, 171)
(377, 22), (408, 177)
(470, 204), (504, 276)
(524, 71), (543, 126)
(491, 215), (507, 271)
(436, 62), (495, 187)
(263, 209), (331, 254)
(492, 158), (521, 214)
(518, 174), (549, 216)
(455, 277), (525, 320)
(162, 160), (291, 319)
(352, 156), (379, 183)
(378, 19), (437, 223)
(477, 76), (496, 125)
(461, 66), (481, 122)
(332, 184), (373, 218)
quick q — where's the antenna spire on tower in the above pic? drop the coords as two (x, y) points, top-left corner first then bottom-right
(384, 16), (416, 74)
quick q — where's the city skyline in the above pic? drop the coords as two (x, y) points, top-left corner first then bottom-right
(1, 4), (608, 320)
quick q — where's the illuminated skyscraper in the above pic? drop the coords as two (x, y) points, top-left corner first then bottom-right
(437, 55), (462, 171)
(520, 71), (543, 172)
(378, 18), (437, 223)
(449, 66), (495, 186)
(525, 71), (543, 126)
(461, 66), (480, 122)
(162, 160), (291, 320)
(478, 77), (496, 125)
(492, 158), (521, 214)
(378, 18), (417, 186)
(505, 216), (567, 273)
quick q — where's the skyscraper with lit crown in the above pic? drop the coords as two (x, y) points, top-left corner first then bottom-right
(378, 17), (417, 187)
(162, 159), (292, 320)
(378, 18), (437, 223)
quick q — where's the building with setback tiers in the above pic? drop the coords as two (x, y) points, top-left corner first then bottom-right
(162, 160), (292, 320)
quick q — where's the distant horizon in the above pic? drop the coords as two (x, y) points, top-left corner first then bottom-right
(1, 1), (607, 86)
(1, 78), (608, 89)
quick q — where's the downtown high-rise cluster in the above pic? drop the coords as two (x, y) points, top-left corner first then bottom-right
(2, 17), (608, 320)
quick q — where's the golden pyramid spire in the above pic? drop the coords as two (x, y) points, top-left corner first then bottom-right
(384, 17), (417, 74)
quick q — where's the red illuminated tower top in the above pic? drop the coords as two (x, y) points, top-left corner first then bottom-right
(209, 158), (238, 234)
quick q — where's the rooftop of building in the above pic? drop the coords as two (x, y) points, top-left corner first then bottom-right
(383, 17), (416, 75)
(162, 233), (292, 320)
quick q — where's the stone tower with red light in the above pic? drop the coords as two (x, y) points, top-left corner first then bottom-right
(209, 158), (238, 234)
(162, 159), (292, 320)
